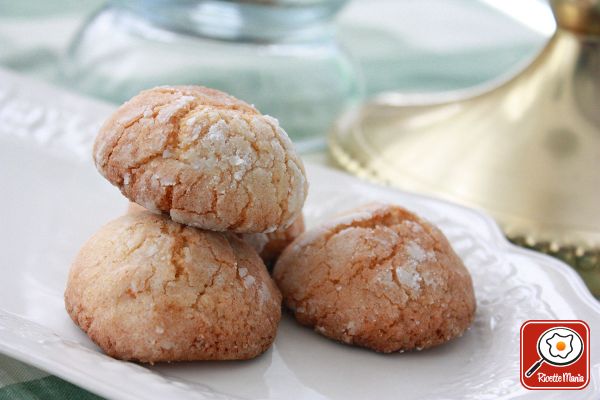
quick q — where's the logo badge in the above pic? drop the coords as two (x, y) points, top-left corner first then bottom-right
(520, 320), (590, 390)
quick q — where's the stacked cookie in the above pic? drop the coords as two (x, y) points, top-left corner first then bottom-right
(65, 85), (476, 362)
(65, 86), (308, 362)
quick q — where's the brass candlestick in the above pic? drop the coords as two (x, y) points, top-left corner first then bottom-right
(330, 0), (600, 295)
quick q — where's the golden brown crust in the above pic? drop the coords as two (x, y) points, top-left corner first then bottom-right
(273, 203), (476, 353)
(240, 214), (305, 267)
(128, 202), (305, 267)
(127, 202), (150, 214)
(65, 211), (282, 362)
(94, 86), (307, 233)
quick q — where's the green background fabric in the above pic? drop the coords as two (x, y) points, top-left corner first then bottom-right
(1, 377), (102, 400)
(0, 354), (100, 399)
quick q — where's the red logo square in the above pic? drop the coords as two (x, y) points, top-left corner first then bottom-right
(520, 320), (590, 390)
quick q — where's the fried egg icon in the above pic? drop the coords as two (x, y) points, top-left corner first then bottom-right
(525, 326), (584, 377)
(546, 332), (573, 358)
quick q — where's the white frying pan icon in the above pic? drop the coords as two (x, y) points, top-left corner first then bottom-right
(525, 327), (584, 378)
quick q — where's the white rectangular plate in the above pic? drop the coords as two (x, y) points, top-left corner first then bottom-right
(0, 68), (599, 400)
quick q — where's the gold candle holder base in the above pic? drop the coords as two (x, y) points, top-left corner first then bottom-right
(330, 0), (600, 295)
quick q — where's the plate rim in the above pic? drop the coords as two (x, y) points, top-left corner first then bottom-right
(0, 163), (599, 400)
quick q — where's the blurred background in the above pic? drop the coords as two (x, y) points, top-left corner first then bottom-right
(0, 0), (551, 150)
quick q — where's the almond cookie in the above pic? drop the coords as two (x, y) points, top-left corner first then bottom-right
(127, 202), (304, 267)
(240, 214), (305, 267)
(94, 86), (307, 233)
(65, 211), (282, 362)
(273, 203), (476, 353)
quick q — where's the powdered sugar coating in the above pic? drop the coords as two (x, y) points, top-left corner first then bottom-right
(127, 202), (304, 268)
(65, 211), (282, 362)
(93, 86), (307, 233)
(273, 203), (476, 353)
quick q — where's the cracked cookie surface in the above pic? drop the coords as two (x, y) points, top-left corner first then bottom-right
(65, 211), (282, 362)
(93, 86), (307, 233)
(273, 203), (475, 353)
(127, 202), (304, 267)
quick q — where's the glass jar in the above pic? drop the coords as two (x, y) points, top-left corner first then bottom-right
(62, 0), (362, 149)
